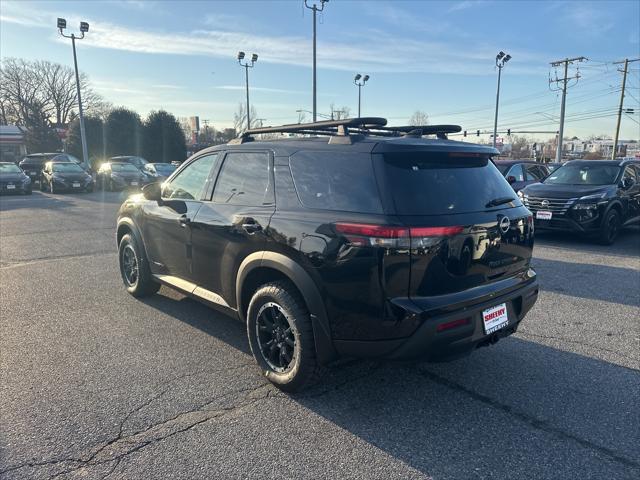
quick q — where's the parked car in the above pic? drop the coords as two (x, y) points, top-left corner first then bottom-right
(18, 153), (60, 185)
(51, 153), (92, 173)
(142, 162), (177, 182)
(520, 159), (640, 244)
(97, 162), (146, 191)
(40, 161), (94, 193)
(111, 156), (149, 171)
(0, 161), (32, 195)
(116, 118), (539, 391)
(494, 160), (550, 192)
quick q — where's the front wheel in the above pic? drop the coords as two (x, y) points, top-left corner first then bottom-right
(118, 233), (160, 297)
(247, 281), (323, 392)
(598, 209), (620, 245)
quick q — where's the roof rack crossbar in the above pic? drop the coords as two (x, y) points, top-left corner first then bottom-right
(241, 117), (387, 137)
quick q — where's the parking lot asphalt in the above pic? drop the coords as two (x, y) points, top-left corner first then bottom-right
(1, 191), (639, 480)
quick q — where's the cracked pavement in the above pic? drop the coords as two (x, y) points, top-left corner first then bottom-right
(1, 191), (639, 479)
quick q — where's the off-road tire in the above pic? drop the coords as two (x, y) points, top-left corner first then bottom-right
(118, 233), (160, 297)
(247, 281), (324, 392)
(598, 209), (620, 245)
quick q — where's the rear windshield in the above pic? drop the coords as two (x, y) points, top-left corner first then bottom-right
(382, 152), (521, 215)
(0, 164), (22, 174)
(52, 163), (84, 173)
(111, 163), (139, 172)
(544, 164), (620, 185)
(290, 151), (383, 213)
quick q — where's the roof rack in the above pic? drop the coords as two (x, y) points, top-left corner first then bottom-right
(229, 117), (462, 143)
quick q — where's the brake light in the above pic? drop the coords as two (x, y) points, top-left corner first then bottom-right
(334, 223), (463, 248)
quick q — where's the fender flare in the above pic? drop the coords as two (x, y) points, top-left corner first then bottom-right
(236, 251), (337, 364)
(116, 217), (151, 262)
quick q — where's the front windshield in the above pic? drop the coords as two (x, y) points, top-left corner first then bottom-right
(0, 164), (22, 174)
(52, 163), (85, 173)
(154, 163), (176, 174)
(111, 163), (140, 172)
(544, 164), (620, 185)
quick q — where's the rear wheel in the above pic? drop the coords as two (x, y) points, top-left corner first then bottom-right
(598, 209), (620, 245)
(118, 233), (160, 297)
(247, 281), (323, 392)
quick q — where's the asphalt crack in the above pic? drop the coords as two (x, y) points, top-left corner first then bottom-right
(414, 367), (640, 470)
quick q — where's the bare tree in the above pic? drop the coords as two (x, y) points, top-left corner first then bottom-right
(233, 102), (259, 133)
(0, 58), (105, 127)
(408, 110), (429, 126)
(329, 103), (350, 120)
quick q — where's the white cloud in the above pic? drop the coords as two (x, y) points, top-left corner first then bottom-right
(0, 1), (543, 76)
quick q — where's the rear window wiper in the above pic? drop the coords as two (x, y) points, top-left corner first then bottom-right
(485, 197), (515, 208)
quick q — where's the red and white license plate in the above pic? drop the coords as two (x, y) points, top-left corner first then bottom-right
(536, 210), (552, 220)
(482, 303), (509, 334)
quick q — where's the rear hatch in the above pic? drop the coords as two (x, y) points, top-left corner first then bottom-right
(374, 151), (534, 299)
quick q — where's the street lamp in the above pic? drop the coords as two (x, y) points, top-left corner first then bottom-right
(304, 0), (329, 122)
(57, 17), (90, 167)
(492, 51), (511, 149)
(354, 74), (369, 118)
(237, 51), (258, 131)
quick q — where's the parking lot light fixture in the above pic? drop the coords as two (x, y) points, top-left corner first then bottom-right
(58, 18), (90, 169)
(238, 51), (259, 131)
(354, 73), (370, 117)
(493, 51), (511, 149)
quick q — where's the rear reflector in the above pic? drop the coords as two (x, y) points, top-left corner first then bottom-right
(334, 222), (464, 248)
(436, 317), (471, 332)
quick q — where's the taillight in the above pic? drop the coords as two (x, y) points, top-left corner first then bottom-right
(334, 223), (463, 248)
(436, 317), (471, 332)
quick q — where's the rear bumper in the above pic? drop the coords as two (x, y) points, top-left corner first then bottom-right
(333, 271), (539, 361)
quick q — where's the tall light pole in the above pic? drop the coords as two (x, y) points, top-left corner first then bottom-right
(493, 51), (511, 149)
(237, 51), (258, 131)
(354, 74), (369, 118)
(58, 18), (89, 167)
(304, 0), (329, 122)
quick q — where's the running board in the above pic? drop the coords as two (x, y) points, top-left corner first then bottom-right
(153, 274), (232, 309)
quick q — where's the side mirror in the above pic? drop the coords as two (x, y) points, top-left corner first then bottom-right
(142, 182), (162, 202)
(507, 175), (517, 184)
(621, 177), (636, 190)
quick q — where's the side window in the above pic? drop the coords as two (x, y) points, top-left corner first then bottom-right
(622, 165), (636, 182)
(212, 152), (272, 206)
(525, 164), (543, 181)
(162, 154), (217, 200)
(289, 151), (383, 213)
(507, 164), (525, 182)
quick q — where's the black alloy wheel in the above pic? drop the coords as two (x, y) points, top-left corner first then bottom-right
(256, 302), (296, 373)
(121, 243), (139, 288)
(599, 209), (620, 245)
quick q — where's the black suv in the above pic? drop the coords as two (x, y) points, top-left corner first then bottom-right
(520, 159), (640, 244)
(116, 118), (539, 391)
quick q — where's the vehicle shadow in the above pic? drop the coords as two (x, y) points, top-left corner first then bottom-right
(140, 289), (639, 478)
(292, 338), (640, 479)
(139, 288), (252, 356)
(0, 191), (75, 211)
(535, 226), (640, 258)
(532, 257), (640, 307)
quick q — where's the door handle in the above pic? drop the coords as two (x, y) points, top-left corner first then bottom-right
(178, 214), (191, 227)
(242, 219), (262, 234)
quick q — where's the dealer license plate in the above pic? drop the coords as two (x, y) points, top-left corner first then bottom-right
(482, 303), (509, 334)
(536, 210), (552, 220)
(131, 181), (138, 186)
(72, 182), (81, 188)
(7, 184), (15, 190)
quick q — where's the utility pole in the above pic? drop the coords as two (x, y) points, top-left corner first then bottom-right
(549, 56), (587, 162)
(58, 18), (90, 167)
(304, 0), (329, 122)
(237, 51), (258, 131)
(612, 58), (640, 159)
(493, 51), (511, 148)
(354, 74), (369, 117)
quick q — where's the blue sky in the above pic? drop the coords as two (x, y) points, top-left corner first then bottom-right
(1, 0), (639, 140)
